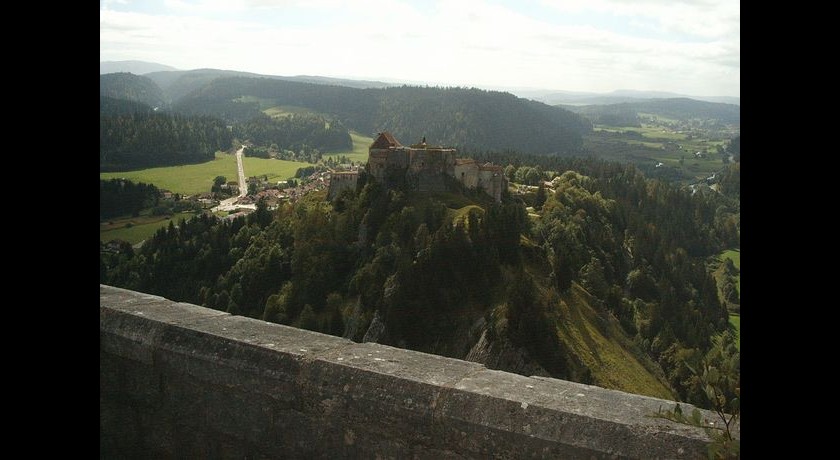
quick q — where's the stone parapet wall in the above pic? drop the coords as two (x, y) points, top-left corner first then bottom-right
(100, 284), (723, 459)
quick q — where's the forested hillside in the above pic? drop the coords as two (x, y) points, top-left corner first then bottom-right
(100, 179), (160, 219)
(99, 113), (232, 171)
(100, 72), (169, 108)
(173, 77), (592, 154)
(233, 113), (351, 156)
(101, 71), (593, 169)
(101, 156), (736, 408)
(100, 96), (154, 117)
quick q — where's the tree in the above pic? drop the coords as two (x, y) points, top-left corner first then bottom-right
(653, 332), (740, 459)
(212, 176), (226, 194)
(534, 183), (547, 210)
(297, 304), (317, 331)
(525, 168), (542, 185)
(504, 164), (516, 182)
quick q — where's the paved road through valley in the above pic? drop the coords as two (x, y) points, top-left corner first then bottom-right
(236, 145), (247, 198)
(212, 145), (253, 212)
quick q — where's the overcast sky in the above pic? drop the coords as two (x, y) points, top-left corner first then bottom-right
(100, 0), (739, 98)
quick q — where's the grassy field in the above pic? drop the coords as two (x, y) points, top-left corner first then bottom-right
(242, 157), (311, 183)
(101, 130), (372, 196)
(100, 152), (238, 195)
(236, 95), (278, 110)
(263, 105), (320, 118)
(100, 152), (311, 195)
(448, 204), (484, 223)
(589, 123), (728, 184)
(100, 212), (195, 244)
(729, 313), (740, 350)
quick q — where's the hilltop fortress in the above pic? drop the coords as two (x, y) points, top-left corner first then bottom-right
(367, 132), (506, 201)
(327, 132), (507, 201)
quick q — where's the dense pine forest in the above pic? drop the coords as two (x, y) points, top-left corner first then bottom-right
(99, 112), (233, 171)
(100, 155), (739, 409)
(100, 72), (168, 108)
(233, 113), (352, 157)
(100, 179), (161, 219)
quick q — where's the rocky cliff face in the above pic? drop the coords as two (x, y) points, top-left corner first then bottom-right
(465, 328), (551, 378)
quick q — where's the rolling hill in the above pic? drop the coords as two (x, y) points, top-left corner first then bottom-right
(518, 89), (740, 106)
(100, 72), (169, 108)
(172, 76), (592, 154)
(145, 68), (392, 103)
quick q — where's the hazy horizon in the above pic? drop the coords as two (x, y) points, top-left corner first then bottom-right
(100, 0), (740, 99)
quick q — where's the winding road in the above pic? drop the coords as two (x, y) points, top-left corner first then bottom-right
(212, 145), (254, 212)
(235, 145), (247, 198)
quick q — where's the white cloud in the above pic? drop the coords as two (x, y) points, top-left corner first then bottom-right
(539, 0), (739, 39)
(100, 0), (739, 96)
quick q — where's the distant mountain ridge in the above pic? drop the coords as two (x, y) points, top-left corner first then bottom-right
(143, 69), (393, 103)
(565, 98), (740, 125)
(101, 61), (737, 106)
(514, 89), (740, 107)
(100, 60), (178, 75)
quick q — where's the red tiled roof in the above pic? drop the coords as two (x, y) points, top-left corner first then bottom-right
(371, 132), (402, 149)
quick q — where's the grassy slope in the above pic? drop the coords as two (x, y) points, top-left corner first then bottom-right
(729, 313), (740, 350)
(261, 103), (372, 164)
(554, 283), (675, 400)
(323, 131), (373, 164)
(100, 212), (195, 244)
(100, 152), (311, 195)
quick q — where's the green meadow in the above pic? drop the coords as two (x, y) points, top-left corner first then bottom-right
(242, 157), (311, 183)
(100, 153), (239, 195)
(100, 212), (195, 244)
(100, 152), (311, 196)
